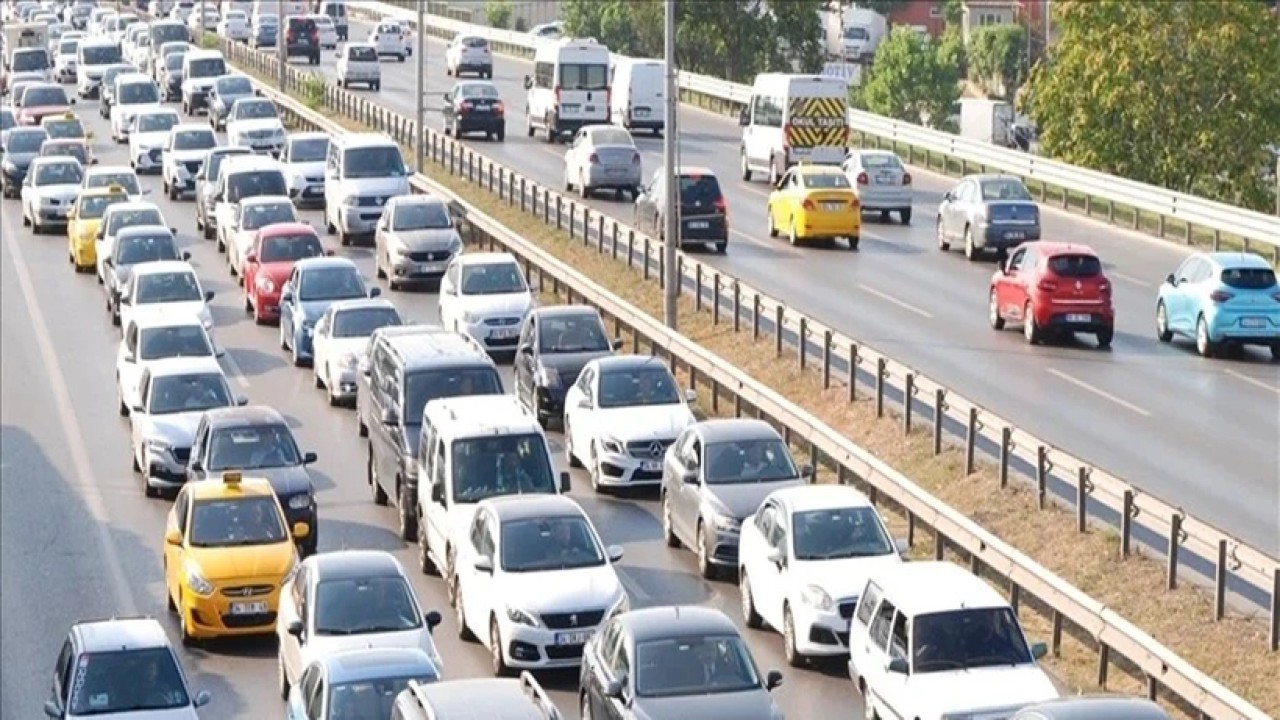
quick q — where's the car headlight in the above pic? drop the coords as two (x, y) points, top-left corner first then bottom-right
(255, 276), (275, 293)
(606, 592), (630, 619)
(599, 435), (624, 454)
(146, 438), (172, 455)
(341, 195), (360, 208)
(287, 493), (313, 510)
(200, 310), (213, 330)
(506, 606), (540, 627)
(39, 196), (57, 207)
(708, 512), (741, 532)
(800, 584), (834, 611)
(176, 164), (191, 179)
(461, 310), (481, 324)
(184, 562), (214, 596)
(340, 352), (359, 369)
(535, 366), (560, 388)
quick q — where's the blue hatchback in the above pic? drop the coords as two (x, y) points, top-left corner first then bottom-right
(1155, 252), (1280, 359)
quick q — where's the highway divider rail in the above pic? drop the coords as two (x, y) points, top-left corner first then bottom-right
(351, 0), (1280, 261)
(201, 40), (1275, 719)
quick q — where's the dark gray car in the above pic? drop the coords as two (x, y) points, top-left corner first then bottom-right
(579, 606), (784, 720)
(374, 195), (462, 290)
(207, 74), (255, 132)
(936, 173), (1042, 261)
(661, 419), (809, 579)
(0, 127), (50, 198)
(513, 305), (619, 429)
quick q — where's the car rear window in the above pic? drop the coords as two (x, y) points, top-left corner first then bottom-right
(1047, 254), (1102, 278)
(348, 46), (377, 62)
(678, 175), (722, 206)
(1219, 267), (1277, 290)
(802, 173), (850, 189)
(462, 37), (487, 48)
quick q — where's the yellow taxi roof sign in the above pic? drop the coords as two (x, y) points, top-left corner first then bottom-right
(63, 111), (76, 119)
(222, 471), (242, 485)
(106, 184), (125, 193)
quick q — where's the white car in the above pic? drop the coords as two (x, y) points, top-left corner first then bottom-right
(227, 195), (299, 277)
(310, 14), (338, 49)
(437, 253), (533, 354)
(117, 313), (220, 417)
(563, 355), (696, 490)
(54, 37), (80, 83)
(20, 156), (84, 234)
(161, 123), (217, 200)
(276, 551), (444, 698)
(369, 20), (407, 61)
(455, 495), (627, 675)
(310, 298), (402, 405)
(334, 42), (380, 91)
(217, 9), (251, 43)
(169, 3), (194, 23)
(739, 485), (904, 665)
(444, 34), (492, 79)
(76, 39), (125, 98)
(153, 41), (192, 83)
(280, 131), (329, 206)
(186, 5), (219, 34)
(127, 107), (182, 174)
(96, 201), (167, 283)
(225, 97), (286, 156)
(121, 25), (148, 69)
(109, 74), (162, 143)
(117, 260), (215, 335)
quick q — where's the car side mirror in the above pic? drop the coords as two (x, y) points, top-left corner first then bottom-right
(799, 463), (814, 479)
(1165, 273), (1177, 286)
(324, 249), (335, 256)
(189, 458), (204, 473)
(604, 678), (624, 700)
(69, 98), (76, 105)
(292, 522), (310, 539)
(684, 389), (697, 404)
(1030, 641), (1048, 659)
(765, 547), (785, 568)
(380, 407), (398, 425)
(286, 619), (303, 637)
(131, 402), (145, 413)
(368, 287), (382, 298)
(235, 395), (248, 406)
(123, 351), (136, 363)
(193, 690), (211, 708)
(559, 470), (571, 493)
(281, 289), (293, 302)
(214, 345), (226, 358)
(522, 75), (532, 90)
(43, 700), (61, 718)
(165, 527), (182, 545)
(610, 337), (623, 350)
(245, 252), (256, 263)
(431, 483), (444, 504)
(119, 295), (131, 305)
(204, 289), (215, 302)
(682, 470), (699, 485)
(887, 657), (908, 674)
(441, 92), (450, 102)
(302, 451), (317, 465)
(606, 544), (624, 563)
(738, 108), (749, 126)
(765, 670), (783, 691)
(474, 556), (493, 574)
(425, 610), (442, 632)
(519, 344), (533, 355)
(894, 538), (910, 556)
(91, 157), (99, 164)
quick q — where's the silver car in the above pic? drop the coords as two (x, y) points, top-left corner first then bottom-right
(842, 149), (912, 224)
(661, 419), (809, 579)
(1011, 696), (1170, 720)
(563, 125), (643, 200)
(194, 146), (253, 240)
(374, 195), (462, 290)
(936, 173), (1042, 261)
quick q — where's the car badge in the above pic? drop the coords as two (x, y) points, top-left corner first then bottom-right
(1075, 281), (1082, 290)
(376, 197), (385, 206)
(225, 587), (254, 597)
(569, 614), (578, 626)
(649, 441), (664, 458)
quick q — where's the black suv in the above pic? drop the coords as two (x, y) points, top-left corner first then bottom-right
(634, 166), (729, 253)
(514, 305), (619, 429)
(285, 17), (320, 65)
(359, 326), (503, 541)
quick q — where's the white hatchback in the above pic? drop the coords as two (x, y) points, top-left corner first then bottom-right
(437, 252), (533, 354)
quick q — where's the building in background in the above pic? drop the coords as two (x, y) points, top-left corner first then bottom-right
(884, 0), (1047, 41)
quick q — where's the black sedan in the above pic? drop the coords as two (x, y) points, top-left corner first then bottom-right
(514, 305), (619, 429)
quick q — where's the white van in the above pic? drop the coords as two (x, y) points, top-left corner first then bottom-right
(609, 57), (664, 135)
(323, 132), (410, 245)
(523, 38), (610, 143)
(318, 0), (348, 41)
(739, 72), (850, 185)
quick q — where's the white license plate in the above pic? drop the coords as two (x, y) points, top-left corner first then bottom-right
(584, 105), (596, 112)
(822, 202), (844, 211)
(230, 602), (268, 615)
(634, 108), (650, 117)
(561, 104), (580, 113)
(641, 460), (662, 472)
(688, 221), (709, 229)
(418, 262), (445, 273)
(1005, 231), (1026, 240)
(556, 630), (593, 645)
(490, 327), (519, 340)
(1066, 314), (1092, 323)
(1241, 317), (1265, 328)
(875, 173), (895, 184)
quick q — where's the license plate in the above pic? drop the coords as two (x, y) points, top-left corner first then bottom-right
(606, 168), (626, 176)
(556, 630), (593, 645)
(822, 202), (844, 211)
(417, 261), (445, 273)
(1066, 314), (1091, 323)
(634, 108), (650, 117)
(641, 459), (662, 472)
(561, 104), (580, 113)
(688, 221), (709, 229)
(1241, 317), (1265, 328)
(875, 173), (895, 184)
(1005, 231), (1026, 240)
(491, 327), (519, 340)
(230, 602), (267, 615)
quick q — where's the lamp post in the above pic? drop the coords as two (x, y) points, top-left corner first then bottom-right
(662, 0), (678, 329)
(415, 1), (426, 173)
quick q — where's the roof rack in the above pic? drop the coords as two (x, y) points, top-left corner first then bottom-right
(519, 672), (562, 720)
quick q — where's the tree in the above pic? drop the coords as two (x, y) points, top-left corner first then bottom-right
(485, 0), (512, 29)
(1024, 0), (1280, 210)
(766, 0), (827, 73)
(862, 26), (963, 128)
(939, 0), (964, 26)
(967, 24), (1027, 98)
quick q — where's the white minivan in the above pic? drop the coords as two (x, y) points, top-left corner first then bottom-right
(739, 72), (850, 185)
(523, 38), (610, 143)
(323, 132), (410, 246)
(609, 57), (664, 135)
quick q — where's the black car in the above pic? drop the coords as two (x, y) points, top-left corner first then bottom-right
(440, 81), (505, 141)
(514, 305), (619, 429)
(0, 127), (50, 198)
(186, 406), (320, 556)
(285, 17), (321, 65)
(161, 53), (185, 101)
(634, 166), (729, 253)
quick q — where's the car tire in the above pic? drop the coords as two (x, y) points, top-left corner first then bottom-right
(1155, 301), (1173, 342)
(788, 219), (799, 247)
(964, 226), (980, 261)
(1270, 343), (1280, 362)
(768, 207), (777, 237)
(696, 522), (717, 580)
(988, 290), (1005, 330)
(1023, 302), (1042, 345)
(662, 493), (680, 548)
(398, 482), (417, 541)
(179, 593), (198, 647)
(936, 218), (950, 251)
(368, 444), (388, 505)
(848, 235), (859, 251)
(564, 419), (582, 467)
(740, 570), (763, 629)
(417, 511), (440, 577)
(900, 208), (912, 225)
(1195, 315), (1215, 358)
(495, 128), (505, 142)
(489, 617), (512, 677)
(454, 586), (474, 640)
(277, 652), (290, 700)
(579, 172), (589, 199)
(783, 606), (804, 667)
(588, 444), (604, 494)
(1096, 327), (1113, 349)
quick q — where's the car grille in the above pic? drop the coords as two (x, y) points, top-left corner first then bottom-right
(172, 447), (191, 463)
(184, 160), (202, 175)
(838, 599), (857, 620)
(627, 439), (673, 459)
(248, 129), (277, 140)
(544, 644), (586, 660)
(221, 585), (273, 598)
(404, 250), (451, 262)
(632, 468), (663, 481)
(221, 611), (277, 628)
(305, 175), (322, 183)
(355, 195), (390, 208)
(148, 148), (163, 163)
(482, 316), (521, 327)
(540, 609), (605, 630)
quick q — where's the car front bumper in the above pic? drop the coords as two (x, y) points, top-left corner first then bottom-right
(458, 318), (522, 352)
(790, 600), (855, 656)
(178, 581), (283, 639)
(146, 447), (191, 490)
(592, 449), (664, 487)
(336, 206), (383, 235)
(499, 617), (601, 670)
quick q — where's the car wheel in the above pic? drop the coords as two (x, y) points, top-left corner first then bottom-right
(936, 219), (950, 251)
(581, 694), (593, 720)
(783, 605), (804, 667)
(767, 206), (777, 237)
(178, 593), (198, 646)
(277, 652), (290, 700)
(964, 226), (980, 261)
(564, 419), (582, 467)
(1271, 343), (1280, 362)
(696, 522), (717, 579)
(418, 509), (439, 576)
(741, 570), (763, 629)
(588, 444), (604, 494)
(1196, 315), (1215, 357)
(579, 171), (589, 199)
(788, 219), (799, 247)
(490, 617), (512, 676)
(455, 585), (475, 640)
(900, 208), (912, 225)
(1155, 301), (1173, 342)
(662, 494), (680, 548)
(1096, 327), (1113, 349)
(398, 481), (417, 541)
(1023, 302), (1041, 345)
(768, 157), (779, 186)
(740, 151), (752, 181)
(368, 444), (388, 505)
(988, 290), (1005, 330)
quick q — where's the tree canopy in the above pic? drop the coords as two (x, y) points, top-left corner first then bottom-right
(967, 24), (1027, 99)
(861, 26), (963, 129)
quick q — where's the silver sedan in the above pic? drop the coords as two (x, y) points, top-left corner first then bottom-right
(563, 125), (643, 200)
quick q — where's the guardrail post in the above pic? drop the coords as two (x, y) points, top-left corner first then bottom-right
(905, 511), (915, 548)
(1120, 491), (1134, 558)
(1214, 540), (1228, 621)
(1036, 446), (1050, 509)
(734, 393), (743, 418)
(798, 318), (807, 370)
(694, 266), (703, 311)
(1157, 214), (1166, 239)
(1097, 644), (1110, 688)
(822, 331), (832, 389)
(1270, 567), (1279, 651)
(808, 444), (818, 483)
(965, 409), (979, 475)
(875, 358), (887, 418)
(933, 531), (944, 560)
(626, 231), (635, 268)
(542, 189), (551, 224)
(597, 217), (606, 251)
(933, 389), (946, 455)
(849, 344), (859, 402)
(1145, 675), (1157, 702)
(1051, 610), (1063, 656)
(1009, 584), (1020, 613)
(519, 178), (527, 212)
(1076, 468), (1091, 533)
(631, 331), (640, 354)
(713, 274), (722, 325)
(643, 238), (651, 280)
(903, 373), (914, 434)
(970, 553), (981, 575)
(710, 379), (719, 413)
(733, 282), (741, 332)
(774, 307), (784, 358)
(999, 427), (1012, 487)
(1167, 512), (1183, 590)
(658, 252), (664, 290)
(752, 297), (761, 340)
(610, 225), (619, 258)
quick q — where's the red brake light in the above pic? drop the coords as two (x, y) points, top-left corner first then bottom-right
(1098, 281), (1111, 294)
(459, 101), (473, 112)
(493, 100), (504, 116)
(588, 153), (599, 164)
(714, 197), (727, 214)
(856, 172), (869, 185)
(1037, 279), (1058, 292)
(1209, 290), (1234, 303)
(901, 172), (912, 185)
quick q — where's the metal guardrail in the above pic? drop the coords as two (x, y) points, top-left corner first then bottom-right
(223, 52), (1271, 720)
(347, 0), (1280, 260)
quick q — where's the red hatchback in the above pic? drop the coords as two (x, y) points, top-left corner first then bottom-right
(243, 223), (329, 324)
(989, 242), (1114, 348)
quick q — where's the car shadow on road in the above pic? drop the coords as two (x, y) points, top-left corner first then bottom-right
(572, 494), (660, 547)
(226, 346), (289, 377)
(304, 467), (338, 493)
(316, 517), (406, 553)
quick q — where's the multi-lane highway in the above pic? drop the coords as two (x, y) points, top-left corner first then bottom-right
(300, 19), (1280, 552)
(0, 85), (863, 718)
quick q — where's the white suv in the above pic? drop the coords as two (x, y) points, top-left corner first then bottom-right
(322, 132), (410, 246)
(161, 123), (217, 199)
(437, 253), (533, 355)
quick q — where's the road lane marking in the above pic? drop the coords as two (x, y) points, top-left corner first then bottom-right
(1225, 369), (1280, 396)
(857, 284), (934, 319)
(1046, 368), (1151, 417)
(1108, 270), (1152, 288)
(220, 348), (252, 390)
(3, 230), (139, 615)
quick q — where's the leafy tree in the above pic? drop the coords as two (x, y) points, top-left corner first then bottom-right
(967, 24), (1027, 98)
(939, 0), (964, 26)
(485, 0), (512, 29)
(862, 26), (962, 128)
(1025, 0), (1280, 210)
(766, 0), (827, 73)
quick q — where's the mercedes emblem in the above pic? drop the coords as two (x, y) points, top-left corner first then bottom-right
(376, 197), (385, 206)
(1075, 280), (1082, 290)
(648, 441), (663, 458)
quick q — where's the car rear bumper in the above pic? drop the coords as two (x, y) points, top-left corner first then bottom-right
(977, 223), (1041, 249)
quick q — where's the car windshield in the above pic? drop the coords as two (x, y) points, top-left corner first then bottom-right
(34, 162), (83, 185)
(241, 202), (295, 230)
(189, 495), (287, 547)
(589, 128), (632, 146)
(86, 172), (140, 195)
(188, 57), (226, 78)
(78, 195), (127, 219)
(328, 675), (438, 718)
(458, 83), (499, 99)
(341, 146), (406, 179)
(1046, 254), (1101, 278)
(135, 271), (201, 304)
(461, 36), (487, 48)
(314, 577), (423, 635)
(635, 635), (761, 697)
(348, 46), (377, 61)
(858, 153), (902, 169)
(216, 76), (253, 95)
(404, 367), (502, 424)
(450, 432), (557, 502)
(802, 172), (850, 188)
(298, 266), (364, 301)
(153, 24), (188, 44)
(7, 131), (47, 153)
(207, 424), (301, 471)
(331, 307), (401, 338)
(791, 506), (894, 560)
(44, 119), (84, 138)
(138, 325), (212, 361)
(42, 143), (89, 164)
(226, 171), (287, 202)
(234, 100), (277, 120)
(393, 203), (451, 230)
(137, 113), (178, 133)
(165, 53), (185, 70)
(289, 137), (328, 162)
(107, 209), (163, 235)
(67, 647), (190, 715)
(147, 373), (230, 415)
(558, 62), (608, 91)
(13, 50), (50, 71)
(117, 235), (180, 265)
(460, 263), (526, 295)
(704, 439), (798, 484)
(500, 516), (604, 572)
(678, 174), (722, 206)
(119, 82), (160, 104)
(102, 66), (130, 90)
(259, 233), (322, 263)
(60, 40), (80, 54)
(174, 129), (216, 151)
(1220, 266), (1277, 290)
(258, 14), (279, 26)
(597, 367), (681, 408)
(912, 607), (1032, 673)
(538, 313), (609, 353)
(978, 178), (1032, 201)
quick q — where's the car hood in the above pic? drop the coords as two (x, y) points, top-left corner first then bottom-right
(705, 478), (805, 521)
(228, 118), (284, 134)
(258, 261), (298, 283)
(3, 151), (39, 166)
(131, 130), (170, 148)
(248, 464), (314, 496)
(333, 176), (409, 200)
(33, 182), (81, 200)
(71, 707), (199, 720)
(790, 554), (902, 601)
(387, 228), (459, 251)
(634, 689), (781, 720)
(214, 91), (253, 108)
(911, 665), (1059, 717)
(187, 541), (295, 582)
(284, 160), (324, 178)
(461, 291), (532, 317)
(537, 350), (611, 382)
(594, 405), (693, 442)
(500, 564), (622, 615)
(140, 410), (204, 445)
(114, 102), (162, 121)
(323, 337), (370, 360)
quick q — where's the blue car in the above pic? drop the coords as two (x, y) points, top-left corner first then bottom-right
(280, 257), (380, 366)
(286, 647), (439, 720)
(1156, 252), (1280, 359)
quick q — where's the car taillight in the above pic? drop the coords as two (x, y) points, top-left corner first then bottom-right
(588, 153), (599, 164)
(802, 198), (816, 211)
(493, 100), (505, 116)
(1098, 281), (1111, 294)
(856, 172), (868, 185)
(902, 172), (912, 185)
(1037, 279), (1058, 292)
(1209, 290), (1234, 303)
(459, 101), (472, 112)
(714, 197), (727, 215)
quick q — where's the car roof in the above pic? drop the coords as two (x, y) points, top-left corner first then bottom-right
(322, 648), (437, 685)
(73, 617), (170, 653)
(258, 222), (317, 237)
(145, 356), (224, 377)
(794, 164), (844, 175)
(677, 166), (716, 177)
(424, 395), (539, 438)
(388, 194), (446, 207)
(1204, 252), (1272, 270)
(80, 38), (119, 47)
(621, 606), (739, 642)
(484, 494), (582, 523)
(328, 297), (398, 314)
(116, 73), (155, 85)
(333, 131), (396, 148)
(766, 484), (876, 513)
(222, 155), (282, 172)
(288, 131), (329, 142)
(7, 127), (48, 138)
(592, 354), (667, 373)
(87, 165), (135, 177)
(1027, 241), (1096, 257)
(406, 676), (553, 719)
(456, 252), (518, 267)
(29, 155), (82, 168)
(171, 123), (213, 134)
(296, 256), (358, 272)
(868, 562), (1008, 615)
(310, 550), (404, 580)
(240, 195), (294, 207)
(127, 309), (206, 332)
(187, 473), (276, 500)
(1016, 697), (1169, 720)
(692, 418), (783, 444)
(23, 81), (65, 92)
(106, 201), (161, 214)
(201, 405), (288, 428)
(130, 260), (195, 276)
(116, 225), (174, 239)
(185, 49), (224, 60)
(529, 304), (600, 320)
(137, 107), (181, 118)
(207, 146), (254, 157)
(968, 173), (1023, 183)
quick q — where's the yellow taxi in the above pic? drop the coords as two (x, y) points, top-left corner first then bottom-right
(66, 184), (130, 272)
(163, 472), (308, 645)
(40, 112), (88, 141)
(767, 163), (862, 249)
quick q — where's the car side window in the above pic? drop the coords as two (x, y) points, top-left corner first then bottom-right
(869, 599), (896, 651)
(688, 438), (702, 468)
(190, 419), (208, 465)
(1017, 248), (1037, 273)
(770, 517), (787, 550)
(1174, 257), (1199, 283)
(53, 637), (74, 704)
(314, 312), (328, 337)
(469, 511), (485, 552)
(1190, 259), (1213, 283)
(138, 372), (151, 409)
(302, 666), (324, 720)
(854, 583), (881, 627)
(432, 439), (446, 498)
(755, 502), (775, 536)
(174, 486), (190, 533)
(480, 515), (496, 558)
(125, 324), (138, 355)
(889, 611), (909, 660)
(611, 637), (632, 680)
(579, 368), (595, 405)
(1005, 248), (1025, 272)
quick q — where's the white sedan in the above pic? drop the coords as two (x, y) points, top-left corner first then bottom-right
(311, 298), (402, 406)
(217, 9), (251, 43)
(227, 195), (298, 277)
(116, 313), (221, 417)
(127, 107), (181, 174)
(109, 75), (162, 143)
(310, 14), (338, 49)
(369, 20), (408, 61)
(117, 260), (215, 335)
(21, 156), (84, 234)
(161, 123), (217, 200)
(437, 252), (533, 355)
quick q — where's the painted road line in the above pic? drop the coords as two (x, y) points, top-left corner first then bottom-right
(1046, 368), (1151, 417)
(858, 283), (934, 319)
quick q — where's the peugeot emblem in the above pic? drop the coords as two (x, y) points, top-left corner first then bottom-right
(376, 197), (385, 206)
(648, 441), (663, 458)
(569, 614), (578, 627)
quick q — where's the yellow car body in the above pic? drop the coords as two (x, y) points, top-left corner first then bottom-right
(163, 472), (307, 643)
(66, 186), (129, 271)
(767, 164), (862, 248)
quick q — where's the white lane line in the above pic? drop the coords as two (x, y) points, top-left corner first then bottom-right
(857, 284), (934, 319)
(1225, 369), (1280, 396)
(220, 347), (252, 390)
(1108, 270), (1152, 288)
(3, 230), (139, 615)
(1046, 368), (1151, 417)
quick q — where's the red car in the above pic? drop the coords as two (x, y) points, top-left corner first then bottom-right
(988, 241), (1114, 348)
(16, 83), (75, 126)
(243, 223), (330, 324)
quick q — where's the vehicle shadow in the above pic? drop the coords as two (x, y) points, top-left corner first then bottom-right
(226, 346), (289, 377)
(315, 517), (406, 554)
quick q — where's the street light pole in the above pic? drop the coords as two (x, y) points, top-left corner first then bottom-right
(415, 1), (426, 173)
(277, 5), (287, 91)
(662, 0), (678, 329)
